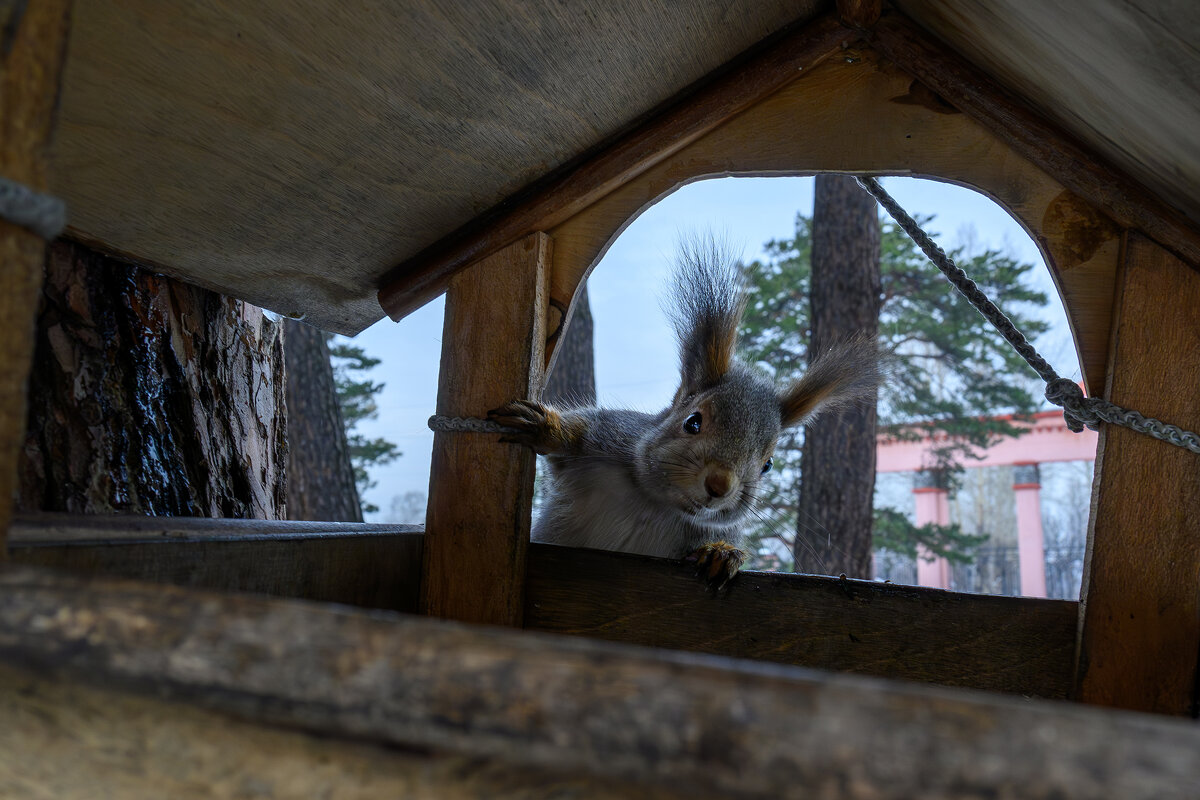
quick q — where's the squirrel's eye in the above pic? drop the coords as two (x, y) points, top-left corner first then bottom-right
(762, 458), (773, 474)
(683, 412), (702, 434)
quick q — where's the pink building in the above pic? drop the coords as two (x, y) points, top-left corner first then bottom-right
(876, 410), (1098, 597)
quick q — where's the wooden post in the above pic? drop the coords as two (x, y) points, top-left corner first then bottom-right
(421, 233), (550, 625)
(0, 1), (73, 556)
(1075, 233), (1200, 715)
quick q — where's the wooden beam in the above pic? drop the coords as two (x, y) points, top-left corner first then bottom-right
(0, 0), (73, 555)
(0, 661), (693, 800)
(8, 514), (423, 612)
(1075, 233), (1200, 715)
(870, 13), (1200, 273)
(376, 14), (857, 321)
(421, 233), (550, 625)
(526, 544), (1076, 699)
(4, 565), (1200, 800)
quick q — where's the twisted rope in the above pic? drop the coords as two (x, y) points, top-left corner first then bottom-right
(428, 414), (518, 435)
(858, 176), (1200, 455)
(0, 175), (66, 240)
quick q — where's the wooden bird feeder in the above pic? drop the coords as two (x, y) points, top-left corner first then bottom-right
(2, 1), (1199, 796)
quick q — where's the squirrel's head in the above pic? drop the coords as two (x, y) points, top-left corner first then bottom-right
(634, 240), (881, 529)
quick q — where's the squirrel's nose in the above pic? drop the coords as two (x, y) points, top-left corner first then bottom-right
(704, 470), (732, 498)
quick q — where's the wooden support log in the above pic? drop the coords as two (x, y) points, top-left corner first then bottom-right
(0, 0), (73, 555)
(0, 661), (693, 800)
(2, 565), (1200, 800)
(8, 514), (423, 612)
(376, 15), (856, 321)
(1075, 233), (1200, 715)
(870, 13), (1200, 273)
(422, 233), (550, 625)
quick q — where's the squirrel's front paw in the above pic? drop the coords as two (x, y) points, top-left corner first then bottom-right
(687, 541), (746, 590)
(488, 400), (565, 454)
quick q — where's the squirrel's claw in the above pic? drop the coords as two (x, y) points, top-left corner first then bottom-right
(488, 400), (561, 454)
(687, 541), (746, 590)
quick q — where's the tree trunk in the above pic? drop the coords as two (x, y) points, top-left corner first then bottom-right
(283, 320), (362, 521)
(543, 284), (597, 406)
(18, 241), (287, 518)
(795, 175), (881, 577)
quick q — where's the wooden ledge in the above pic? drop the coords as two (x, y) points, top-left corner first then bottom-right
(9, 512), (422, 544)
(1, 565), (1198, 800)
(11, 514), (1073, 698)
(8, 514), (424, 612)
(527, 544), (1077, 698)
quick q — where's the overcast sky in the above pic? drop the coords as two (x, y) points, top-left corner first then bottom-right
(348, 176), (1083, 521)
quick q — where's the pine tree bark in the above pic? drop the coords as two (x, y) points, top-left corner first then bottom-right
(795, 175), (881, 577)
(18, 241), (287, 518)
(283, 320), (362, 521)
(543, 284), (597, 406)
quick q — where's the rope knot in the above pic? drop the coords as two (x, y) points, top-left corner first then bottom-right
(1044, 379), (1098, 433)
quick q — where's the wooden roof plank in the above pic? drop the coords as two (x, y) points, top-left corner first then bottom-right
(376, 14), (858, 320)
(53, 0), (824, 334)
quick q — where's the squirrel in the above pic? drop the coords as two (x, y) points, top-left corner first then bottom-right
(489, 239), (881, 587)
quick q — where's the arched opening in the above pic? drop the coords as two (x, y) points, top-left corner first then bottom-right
(551, 174), (1096, 597)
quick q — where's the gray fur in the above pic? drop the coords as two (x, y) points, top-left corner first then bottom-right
(532, 246), (880, 560)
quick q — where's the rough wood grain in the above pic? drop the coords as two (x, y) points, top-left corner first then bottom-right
(377, 14), (855, 325)
(19, 241), (288, 518)
(0, 0), (72, 558)
(547, 52), (1121, 392)
(871, 12), (1200, 272)
(422, 234), (550, 625)
(797, 175), (881, 577)
(526, 544), (1076, 699)
(55, 0), (822, 334)
(283, 318), (362, 521)
(8, 514), (423, 612)
(0, 662), (697, 800)
(3, 565), (1200, 800)
(1075, 233), (1200, 715)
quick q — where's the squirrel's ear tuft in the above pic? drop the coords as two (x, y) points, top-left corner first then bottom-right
(779, 335), (882, 427)
(668, 234), (746, 395)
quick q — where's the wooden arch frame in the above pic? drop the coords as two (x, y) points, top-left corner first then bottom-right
(543, 49), (1118, 391)
(413, 11), (1200, 718)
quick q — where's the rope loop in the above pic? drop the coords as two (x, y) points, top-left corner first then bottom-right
(428, 414), (518, 435)
(0, 175), (67, 240)
(1044, 378), (1096, 433)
